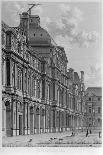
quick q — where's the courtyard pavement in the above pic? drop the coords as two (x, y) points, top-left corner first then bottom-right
(2, 131), (102, 147)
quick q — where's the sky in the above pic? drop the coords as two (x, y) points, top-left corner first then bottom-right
(1, 0), (102, 88)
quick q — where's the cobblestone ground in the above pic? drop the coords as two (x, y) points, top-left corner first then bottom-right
(2, 131), (102, 147)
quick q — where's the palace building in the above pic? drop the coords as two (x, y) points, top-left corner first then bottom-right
(2, 11), (85, 137)
(84, 87), (102, 131)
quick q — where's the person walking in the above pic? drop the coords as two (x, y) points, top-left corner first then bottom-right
(86, 129), (89, 137)
(99, 131), (101, 138)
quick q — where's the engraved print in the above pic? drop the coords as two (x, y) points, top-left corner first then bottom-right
(1, 1), (102, 147)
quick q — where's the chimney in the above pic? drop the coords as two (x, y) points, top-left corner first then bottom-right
(68, 68), (74, 80)
(80, 71), (84, 83)
(20, 12), (29, 37)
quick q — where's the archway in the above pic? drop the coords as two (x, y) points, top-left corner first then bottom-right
(30, 106), (34, 134)
(5, 101), (11, 136)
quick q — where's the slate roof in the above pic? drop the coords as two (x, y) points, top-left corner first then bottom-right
(85, 87), (102, 96)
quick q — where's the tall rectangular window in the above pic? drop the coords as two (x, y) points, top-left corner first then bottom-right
(98, 107), (101, 113)
(28, 75), (31, 95)
(17, 68), (22, 90)
(6, 58), (10, 86)
(89, 107), (92, 113)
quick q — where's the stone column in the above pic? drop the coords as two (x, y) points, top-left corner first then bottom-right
(49, 107), (51, 133)
(30, 106), (34, 134)
(52, 109), (56, 132)
(16, 100), (18, 136)
(45, 106), (46, 133)
(40, 107), (45, 133)
(11, 96), (13, 136)
(23, 101), (25, 135)
(27, 102), (29, 134)
(58, 110), (60, 132)
(36, 107), (40, 134)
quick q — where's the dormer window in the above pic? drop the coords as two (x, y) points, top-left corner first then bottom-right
(89, 97), (91, 101)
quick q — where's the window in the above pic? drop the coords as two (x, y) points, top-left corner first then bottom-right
(36, 80), (40, 98)
(18, 41), (21, 54)
(98, 118), (100, 123)
(89, 97), (91, 101)
(14, 112), (15, 124)
(89, 107), (92, 113)
(24, 71), (27, 91)
(28, 75), (31, 95)
(89, 118), (91, 121)
(57, 89), (59, 106)
(33, 79), (36, 97)
(98, 97), (100, 101)
(98, 107), (101, 113)
(17, 68), (22, 90)
(12, 62), (15, 87)
(6, 58), (10, 86)
(47, 84), (50, 101)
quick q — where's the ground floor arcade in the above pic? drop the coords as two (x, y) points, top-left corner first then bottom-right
(2, 94), (83, 137)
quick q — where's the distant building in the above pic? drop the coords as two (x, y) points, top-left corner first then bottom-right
(2, 11), (85, 137)
(84, 87), (102, 131)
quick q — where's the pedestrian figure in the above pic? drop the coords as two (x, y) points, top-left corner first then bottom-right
(99, 131), (101, 138)
(71, 129), (75, 137)
(86, 129), (89, 137)
(90, 129), (92, 134)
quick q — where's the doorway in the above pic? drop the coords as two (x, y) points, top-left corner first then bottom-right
(19, 115), (22, 135)
(5, 101), (11, 137)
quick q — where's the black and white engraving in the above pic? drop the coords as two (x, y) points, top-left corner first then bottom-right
(1, 1), (102, 147)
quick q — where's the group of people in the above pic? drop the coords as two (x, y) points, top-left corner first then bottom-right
(70, 128), (102, 138)
(86, 129), (101, 138)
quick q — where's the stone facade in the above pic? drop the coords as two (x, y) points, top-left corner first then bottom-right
(2, 12), (85, 137)
(84, 87), (102, 132)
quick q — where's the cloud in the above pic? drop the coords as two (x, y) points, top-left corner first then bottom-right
(55, 35), (72, 52)
(43, 4), (99, 48)
(85, 64), (102, 88)
(32, 5), (43, 16)
(71, 30), (99, 47)
(41, 17), (52, 30)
